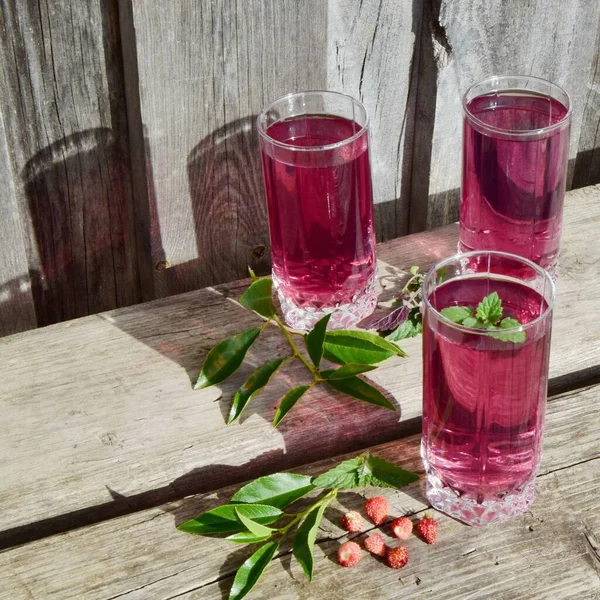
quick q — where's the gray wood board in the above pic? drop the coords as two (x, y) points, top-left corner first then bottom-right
(1, 383), (599, 599)
(0, 0), (139, 327)
(0, 186), (598, 541)
(0, 108), (36, 335)
(410, 0), (600, 231)
(121, 0), (328, 297)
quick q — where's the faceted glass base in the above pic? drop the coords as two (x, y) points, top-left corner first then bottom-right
(425, 469), (535, 527)
(275, 275), (378, 331)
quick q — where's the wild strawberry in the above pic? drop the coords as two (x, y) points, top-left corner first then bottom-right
(337, 541), (362, 567)
(386, 546), (409, 569)
(390, 516), (413, 540)
(363, 533), (387, 557)
(341, 510), (364, 533)
(365, 496), (389, 526)
(416, 515), (438, 544)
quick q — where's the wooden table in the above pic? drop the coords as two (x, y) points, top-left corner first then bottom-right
(1, 185), (600, 599)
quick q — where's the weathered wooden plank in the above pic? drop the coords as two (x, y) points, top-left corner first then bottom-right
(0, 185), (598, 543)
(409, 0), (600, 231)
(327, 0), (422, 240)
(0, 0), (140, 328)
(573, 21), (600, 189)
(0, 108), (37, 336)
(0, 383), (598, 599)
(121, 0), (328, 298)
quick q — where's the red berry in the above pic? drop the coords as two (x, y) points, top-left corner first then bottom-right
(364, 533), (387, 557)
(416, 515), (438, 544)
(365, 496), (389, 526)
(341, 510), (364, 533)
(338, 541), (362, 567)
(386, 546), (409, 569)
(390, 516), (413, 540)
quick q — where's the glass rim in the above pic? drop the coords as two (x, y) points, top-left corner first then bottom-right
(256, 90), (370, 152)
(423, 250), (556, 336)
(462, 75), (572, 139)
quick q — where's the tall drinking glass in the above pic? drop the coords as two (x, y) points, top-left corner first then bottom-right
(460, 76), (571, 278)
(257, 91), (377, 331)
(422, 251), (554, 526)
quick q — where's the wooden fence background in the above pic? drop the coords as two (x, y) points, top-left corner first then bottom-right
(1, 0), (599, 337)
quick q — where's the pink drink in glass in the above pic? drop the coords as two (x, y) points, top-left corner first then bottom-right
(460, 76), (571, 276)
(422, 252), (554, 526)
(258, 92), (377, 330)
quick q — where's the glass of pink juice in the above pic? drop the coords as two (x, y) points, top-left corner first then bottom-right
(460, 76), (571, 278)
(257, 91), (377, 330)
(422, 251), (555, 526)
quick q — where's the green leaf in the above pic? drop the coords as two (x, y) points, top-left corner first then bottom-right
(293, 497), (333, 581)
(320, 363), (377, 380)
(410, 265), (420, 275)
(226, 531), (273, 544)
(488, 318), (527, 344)
(304, 313), (331, 368)
(235, 508), (275, 538)
(228, 357), (288, 424)
(194, 328), (261, 390)
(440, 305), (473, 324)
(476, 292), (503, 325)
(177, 504), (283, 535)
(229, 540), (280, 600)
(231, 473), (315, 508)
(323, 330), (406, 365)
(273, 385), (311, 427)
(462, 316), (484, 329)
(239, 277), (276, 318)
(361, 455), (420, 488)
(326, 376), (396, 411)
(312, 456), (363, 489)
(385, 318), (421, 341)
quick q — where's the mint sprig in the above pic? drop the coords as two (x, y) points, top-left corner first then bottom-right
(195, 276), (406, 426)
(177, 453), (419, 599)
(440, 292), (526, 344)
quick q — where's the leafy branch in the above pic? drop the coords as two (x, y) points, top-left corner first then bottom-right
(194, 276), (407, 426)
(177, 453), (419, 600)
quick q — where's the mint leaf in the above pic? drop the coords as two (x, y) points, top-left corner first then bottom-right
(462, 316), (485, 329)
(194, 328), (261, 390)
(312, 456), (363, 489)
(292, 497), (332, 581)
(476, 292), (503, 325)
(229, 540), (280, 600)
(323, 330), (407, 365)
(304, 314), (331, 368)
(320, 363), (377, 380)
(385, 317), (421, 341)
(239, 277), (276, 318)
(440, 305), (473, 324)
(326, 376), (396, 411)
(177, 504), (283, 535)
(273, 385), (312, 427)
(488, 317), (527, 343)
(410, 265), (420, 275)
(363, 455), (420, 488)
(228, 357), (288, 424)
(235, 508), (275, 538)
(231, 473), (315, 508)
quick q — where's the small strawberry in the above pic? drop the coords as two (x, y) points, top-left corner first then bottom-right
(337, 541), (362, 568)
(386, 546), (409, 569)
(363, 533), (387, 557)
(365, 496), (389, 526)
(390, 516), (413, 540)
(416, 515), (438, 544)
(341, 510), (364, 533)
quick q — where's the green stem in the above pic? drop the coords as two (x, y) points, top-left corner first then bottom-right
(273, 316), (321, 380)
(277, 489), (338, 536)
